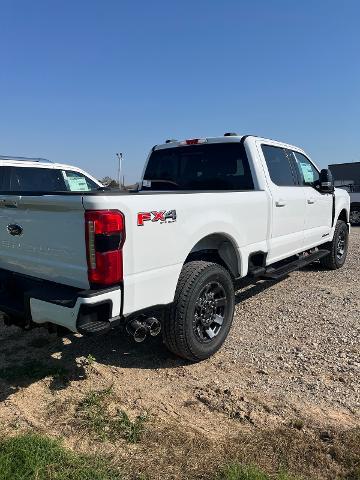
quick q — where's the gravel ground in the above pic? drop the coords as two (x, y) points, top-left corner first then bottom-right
(225, 227), (360, 426)
(0, 228), (359, 441)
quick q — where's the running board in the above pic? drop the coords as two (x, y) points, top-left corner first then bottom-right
(261, 250), (329, 281)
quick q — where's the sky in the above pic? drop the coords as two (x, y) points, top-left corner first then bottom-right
(1, 0), (359, 184)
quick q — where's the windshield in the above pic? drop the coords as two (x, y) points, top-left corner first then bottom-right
(142, 143), (254, 191)
(0, 166), (100, 193)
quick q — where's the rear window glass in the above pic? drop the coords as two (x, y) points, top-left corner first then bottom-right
(63, 170), (96, 191)
(3, 167), (99, 193)
(142, 143), (254, 191)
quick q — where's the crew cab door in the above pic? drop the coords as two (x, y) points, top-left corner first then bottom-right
(258, 143), (306, 263)
(288, 150), (333, 247)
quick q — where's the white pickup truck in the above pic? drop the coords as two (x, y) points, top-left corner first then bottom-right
(0, 135), (350, 361)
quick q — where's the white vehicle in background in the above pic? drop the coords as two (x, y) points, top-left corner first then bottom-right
(0, 155), (104, 193)
(0, 137), (350, 362)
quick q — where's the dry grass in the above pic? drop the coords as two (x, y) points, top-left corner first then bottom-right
(43, 386), (360, 479)
(108, 422), (360, 480)
(2, 396), (360, 479)
(0, 426), (360, 480)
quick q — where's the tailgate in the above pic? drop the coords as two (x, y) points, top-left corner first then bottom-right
(0, 195), (89, 288)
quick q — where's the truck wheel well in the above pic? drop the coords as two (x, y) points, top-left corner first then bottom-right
(185, 234), (240, 279)
(338, 209), (348, 224)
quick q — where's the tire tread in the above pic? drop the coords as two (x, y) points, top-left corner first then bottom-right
(319, 220), (348, 270)
(163, 261), (233, 361)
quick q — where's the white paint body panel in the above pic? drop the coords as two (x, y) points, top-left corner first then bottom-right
(0, 195), (89, 289)
(82, 190), (268, 314)
(302, 185), (333, 248)
(251, 137), (349, 264)
(0, 137), (350, 330)
(30, 288), (121, 331)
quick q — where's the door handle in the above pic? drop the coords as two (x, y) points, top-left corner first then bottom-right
(307, 198), (316, 204)
(275, 199), (286, 207)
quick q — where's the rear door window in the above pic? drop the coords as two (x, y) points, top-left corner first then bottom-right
(9, 167), (67, 192)
(143, 143), (254, 191)
(261, 145), (298, 186)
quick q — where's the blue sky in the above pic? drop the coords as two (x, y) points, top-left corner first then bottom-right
(1, 0), (359, 183)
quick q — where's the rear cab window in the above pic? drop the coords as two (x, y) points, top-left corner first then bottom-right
(142, 143), (254, 191)
(0, 167), (99, 193)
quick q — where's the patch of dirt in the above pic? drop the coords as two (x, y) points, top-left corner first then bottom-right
(0, 229), (359, 479)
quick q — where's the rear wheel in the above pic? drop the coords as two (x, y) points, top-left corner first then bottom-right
(320, 220), (349, 270)
(163, 261), (235, 362)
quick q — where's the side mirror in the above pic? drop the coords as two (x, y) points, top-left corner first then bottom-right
(318, 168), (334, 193)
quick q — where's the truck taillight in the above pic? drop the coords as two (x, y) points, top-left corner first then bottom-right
(85, 210), (125, 286)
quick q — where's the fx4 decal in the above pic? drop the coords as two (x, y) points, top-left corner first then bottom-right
(137, 210), (177, 226)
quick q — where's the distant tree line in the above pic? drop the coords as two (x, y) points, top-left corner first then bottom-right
(99, 177), (138, 191)
(99, 176), (119, 188)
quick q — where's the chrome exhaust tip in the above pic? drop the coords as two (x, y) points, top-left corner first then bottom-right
(126, 319), (149, 343)
(144, 317), (161, 337)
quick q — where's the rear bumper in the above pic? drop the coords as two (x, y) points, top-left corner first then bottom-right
(30, 288), (122, 333)
(0, 269), (122, 333)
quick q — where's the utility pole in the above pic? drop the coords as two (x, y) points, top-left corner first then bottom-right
(116, 152), (123, 190)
